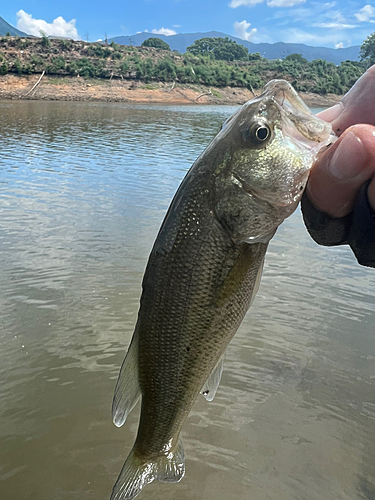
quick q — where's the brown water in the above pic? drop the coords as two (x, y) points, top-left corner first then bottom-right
(0, 100), (374, 500)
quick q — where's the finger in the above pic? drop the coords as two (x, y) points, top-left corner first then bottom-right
(316, 65), (375, 135)
(306, 124), (375, 218)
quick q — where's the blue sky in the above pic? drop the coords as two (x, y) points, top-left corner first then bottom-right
(2, 1), (375, 48)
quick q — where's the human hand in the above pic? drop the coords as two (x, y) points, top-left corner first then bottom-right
(301, 65), (375, 267)
(306, 64), (375, 217)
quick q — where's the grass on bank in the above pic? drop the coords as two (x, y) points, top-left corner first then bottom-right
(0, 36), (366, 95)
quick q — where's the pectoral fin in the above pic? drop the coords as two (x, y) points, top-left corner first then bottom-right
(200, 354), (224, 402)
(249, 257), (264, 306)
(112, 330), (141, 427)
(200, 259), (264, 403)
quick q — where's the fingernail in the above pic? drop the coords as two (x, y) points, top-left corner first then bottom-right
(328, 131), (369, 180)
(317, 103), (343, 123)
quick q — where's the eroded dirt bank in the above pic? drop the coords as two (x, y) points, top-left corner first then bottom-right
(0, 74), (342, 107)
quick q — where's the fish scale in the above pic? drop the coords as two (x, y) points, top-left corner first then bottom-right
(137, 241), (266, 455)
(110, 80), (334, 500)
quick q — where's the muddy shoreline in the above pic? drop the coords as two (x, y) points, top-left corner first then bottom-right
(0, 74), (342, 107)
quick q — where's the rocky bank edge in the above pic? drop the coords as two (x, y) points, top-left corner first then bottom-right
(0, 74), (342, 107)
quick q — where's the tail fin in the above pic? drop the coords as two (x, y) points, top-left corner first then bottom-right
(155, 439), (185, 484)
(110, 441), (185, 500)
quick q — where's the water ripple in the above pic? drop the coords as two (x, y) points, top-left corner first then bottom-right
(0, 100), (374, 500)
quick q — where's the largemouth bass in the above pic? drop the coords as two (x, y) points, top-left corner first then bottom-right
(110, 80), (333, 500)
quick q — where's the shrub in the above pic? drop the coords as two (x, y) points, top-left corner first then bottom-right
(13, 58), (22, 74)
(86, 44), (111, 58)
(0, 61), (8, 75)
(66, 60), (78, 75)
(59, 39), (73, 51)
(40, 31), (51, 48)
(120, 61), (129, 74)
(51, 56), (66, 71)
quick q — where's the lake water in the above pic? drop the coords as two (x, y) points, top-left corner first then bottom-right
(0, 100), (374, 500)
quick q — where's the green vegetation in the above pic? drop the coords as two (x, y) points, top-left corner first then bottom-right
(248, 52), (261, 61)
(12, 37), (30, 49)
(59, 39), (74, 51)
(285, 53), (308, 64)
(141, 37), (171, 50)
(13, 58), (22, 74)
(39, 31), (51, 49)
(86, 43), (113, 58)
(360, 32), (375, 68)
(142, 83), (158, 90)
(46, 55), (66, 74)
(0, 35), (366, 95)
(211, 88), (222, 99)
(187, 37), (249, 61)
(0, 53), (8, 75)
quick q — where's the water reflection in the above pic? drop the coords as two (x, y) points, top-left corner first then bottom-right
(0, 100), (374, 500)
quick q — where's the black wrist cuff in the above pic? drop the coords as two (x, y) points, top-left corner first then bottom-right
(301, 181), (375, 268)
(348, 181), (375, 267)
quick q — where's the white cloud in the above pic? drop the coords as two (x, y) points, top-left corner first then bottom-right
(229, 0), (305, 7)
(280, 27), (355, 46)
(267, 0), (305, 7)
(151, 28), (177, 36)
(281, 28), (320, 43)
(354, 4), (375, 22)
(16, 10), (79, 39)
(229, 0), (263, 7)
(234, 20), (257, 41)
(312, 22), (357, 28)
(335, 42), (344, 48)
(270, 3), (338, 22)
(329, 11), (346, 23)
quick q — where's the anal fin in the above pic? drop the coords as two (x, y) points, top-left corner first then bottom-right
(112, 330), (141, 427)
(200, 354), (224, 402)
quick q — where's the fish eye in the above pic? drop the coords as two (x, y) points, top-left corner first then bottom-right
(255, 126), (270, 141)
(244, 122), (272, 146)
(242, 121), (272, 147)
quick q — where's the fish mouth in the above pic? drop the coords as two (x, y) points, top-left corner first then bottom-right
(262, 80), (335, 152)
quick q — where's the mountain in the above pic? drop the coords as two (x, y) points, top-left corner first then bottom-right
(0, 16), (29, 37)
(108, 31), (360, 64)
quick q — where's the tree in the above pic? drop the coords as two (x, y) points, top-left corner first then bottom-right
(248, 52), (262, 61)
(285, 53), (308, 64)
(141, 38), (171, 50)
(360, 32), (375, 68)
(186, 37), (248, 61)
